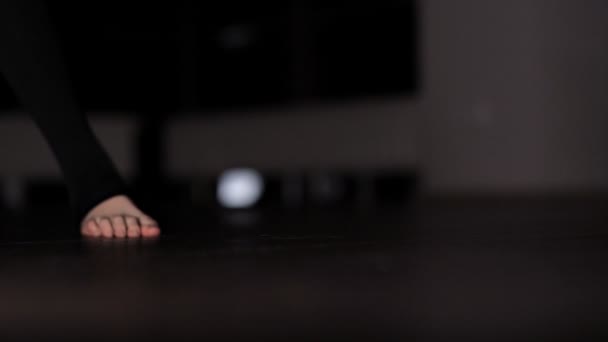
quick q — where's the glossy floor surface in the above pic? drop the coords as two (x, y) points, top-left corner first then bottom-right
(1, 197), (608, 341)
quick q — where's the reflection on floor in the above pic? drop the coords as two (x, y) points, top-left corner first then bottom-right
(1, 196), (608, 341)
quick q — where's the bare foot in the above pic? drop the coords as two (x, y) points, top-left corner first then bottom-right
(80, 195), (160, 239)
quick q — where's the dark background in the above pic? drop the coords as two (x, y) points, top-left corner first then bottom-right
(0, 0), (418, 111)
(0, 0), (419, 221)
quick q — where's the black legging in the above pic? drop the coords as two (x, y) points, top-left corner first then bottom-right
(0, 0), (127, 223)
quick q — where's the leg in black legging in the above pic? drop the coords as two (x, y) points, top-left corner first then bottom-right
(0, 0), (159, 238)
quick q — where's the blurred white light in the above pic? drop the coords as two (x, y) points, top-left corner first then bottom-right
(217, 168), (264, 209)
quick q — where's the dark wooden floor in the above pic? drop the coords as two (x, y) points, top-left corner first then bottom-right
(1, 196), (608, 341)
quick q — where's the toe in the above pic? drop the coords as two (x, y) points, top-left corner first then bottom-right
(81, 219), (101, 237)
(140, 216), (160, 238)
(141, 225), (161, 238)
(112, 216), (127, 238)
(98, 217), (114, 239)
(126, 216), (141, 238)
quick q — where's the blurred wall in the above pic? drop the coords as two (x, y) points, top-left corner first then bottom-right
(421, 0), (608, 193)
(166, 98), (419, 175)
(2, 0), (608, 198)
